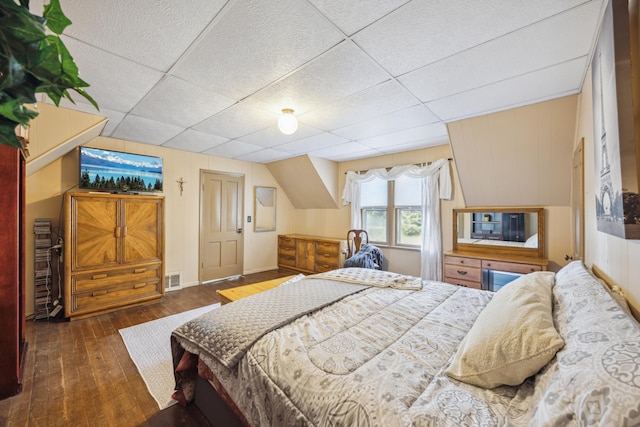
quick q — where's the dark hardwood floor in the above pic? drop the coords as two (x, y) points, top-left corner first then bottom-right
(0, 269), (296, 427)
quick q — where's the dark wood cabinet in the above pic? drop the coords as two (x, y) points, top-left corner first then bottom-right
(0, 144), (27, 400)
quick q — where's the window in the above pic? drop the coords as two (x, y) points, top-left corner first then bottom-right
(360, 178), (387, 243)
(360, 176), (422, 247)
(395, 175), (422, 246)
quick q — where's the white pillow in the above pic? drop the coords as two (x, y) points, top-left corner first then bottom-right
(445, 271), (564, 388)
(524, 233), (538, 248)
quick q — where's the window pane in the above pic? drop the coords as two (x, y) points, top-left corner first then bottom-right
(395, 175), (421, 206)
(361, 178), (387, 206)
(397, 208), (422, 245)
(363, 209), (387, 242)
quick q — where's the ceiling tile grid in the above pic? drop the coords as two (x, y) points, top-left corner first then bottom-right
(36, 0), (607, 163)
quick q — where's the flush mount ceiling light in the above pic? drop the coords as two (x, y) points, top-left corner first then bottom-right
(277, 108), (298, 135)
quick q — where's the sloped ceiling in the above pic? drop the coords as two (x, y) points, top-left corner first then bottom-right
(267, 155), (339, 208)
(448, 95), (578, 207)
(27, 0), (606, 163)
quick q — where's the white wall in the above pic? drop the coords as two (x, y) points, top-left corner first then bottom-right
(24, 105), (295, 317)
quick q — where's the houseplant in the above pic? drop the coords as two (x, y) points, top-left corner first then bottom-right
(0, 0), (97, 149)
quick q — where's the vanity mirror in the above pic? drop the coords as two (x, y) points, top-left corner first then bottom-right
(452, 207), (545, 258)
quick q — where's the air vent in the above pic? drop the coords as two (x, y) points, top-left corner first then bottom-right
(164, 272), (181, 292)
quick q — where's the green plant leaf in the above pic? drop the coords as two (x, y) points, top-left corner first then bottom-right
(43, 0), (72, 35)
(0, 0), (98, 148)
(0, 122), (23, 149)
(72, 87), (99, 110)
(0, 4), (46, 45)
(0, 94), (39, 124)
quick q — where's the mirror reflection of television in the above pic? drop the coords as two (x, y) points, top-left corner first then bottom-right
(79, 147), (163, 193)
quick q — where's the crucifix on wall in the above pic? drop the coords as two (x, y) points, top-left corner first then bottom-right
(176, 177), (186, 196)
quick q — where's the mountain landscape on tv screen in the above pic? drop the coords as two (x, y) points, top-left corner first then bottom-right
(80, 148), (163, 192)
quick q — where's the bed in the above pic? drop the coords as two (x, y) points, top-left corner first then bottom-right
(171, 261), (640, 426)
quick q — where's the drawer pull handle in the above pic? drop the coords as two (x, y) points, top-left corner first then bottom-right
(92, 273), (108, 280)
(134, 268), (147, 274)
(486, 263), (492, 267)
(457, 270), (468, 275)
(92, 290), (107, 297)
(134, 283), (146, 289)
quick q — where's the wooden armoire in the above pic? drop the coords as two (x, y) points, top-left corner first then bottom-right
(0, 144), (27, 400)
(64, 191), (165, 320)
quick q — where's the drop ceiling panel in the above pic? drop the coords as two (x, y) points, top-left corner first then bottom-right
(332, 105), (439, 140)
(193, 102), (278, 139)
(276, 133), (349, 155)
(353, 0), (592, 76)
(426, 57), (588, 121)
(132, 77), (236, 128)
(300, 81), (419, 130)
(245, 41), (390, 115)
(239, 124), (324, 148)
(359, 123), (448, 149)
(378, 137), (449, 154)
(111, 115), (184, 145)
(163, 130), (229, 153)
(308, 0), (410, 35)
(56, 0), (227, 71)
(171, 0), (345, 100)
(309, 141), (383, 161)
(235, 148), (294, 163)
(202, 140), (265, 158)
(399, 0), (604, 102)
(62, 37), (165, 113)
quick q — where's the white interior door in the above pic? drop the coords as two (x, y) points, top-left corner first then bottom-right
(200, 171), (244, 282)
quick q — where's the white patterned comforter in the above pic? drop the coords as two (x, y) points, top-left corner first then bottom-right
(172, 263), (640, 426)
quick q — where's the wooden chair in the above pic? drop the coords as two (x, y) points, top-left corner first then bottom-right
(346, 229), (369, 259)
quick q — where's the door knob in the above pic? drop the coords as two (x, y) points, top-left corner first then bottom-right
(237, 228), (243, 234)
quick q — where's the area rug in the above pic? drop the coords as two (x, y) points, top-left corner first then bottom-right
(119, 303), (220, 409)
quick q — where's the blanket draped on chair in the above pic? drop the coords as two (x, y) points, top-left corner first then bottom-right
(344, 243), (383, 269)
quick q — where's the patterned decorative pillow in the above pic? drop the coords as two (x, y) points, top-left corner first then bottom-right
(445, 271), (564, 388)
(528, 261), (640, 425)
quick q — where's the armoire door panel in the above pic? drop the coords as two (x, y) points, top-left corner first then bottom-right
(123, 199), (162, 264)
(72, 197), (119, 271)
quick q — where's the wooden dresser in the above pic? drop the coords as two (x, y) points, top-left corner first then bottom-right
(0, 144), (27, 400)
(64, 192), (165, 320)
(444, 250), (548, 290)
(278, 234), (345, 274)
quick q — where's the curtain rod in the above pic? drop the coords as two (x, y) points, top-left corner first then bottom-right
(345, 157), (453, 175)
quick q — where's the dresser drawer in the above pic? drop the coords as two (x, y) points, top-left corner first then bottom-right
(444, 255), (481, 269)
(316, 262), (338, 273)
(278, 236), (296, 249)
(316, 242), (339, 256)
(444, 276), (482, 290)
(444, 264), (482, 283)
(71, 264), (162, 294)
(278, 245), (296, 265)
(481, 260), (543, 275)
(71, 281), (162, 313)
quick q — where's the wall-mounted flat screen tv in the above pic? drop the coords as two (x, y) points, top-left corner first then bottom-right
(79, 147), (163, 193)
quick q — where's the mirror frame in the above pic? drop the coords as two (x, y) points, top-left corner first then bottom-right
(452, 207), (545, 258)
(254, 186), (276, 232)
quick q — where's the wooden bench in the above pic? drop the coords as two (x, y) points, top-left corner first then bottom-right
(217, 275), (298, 305)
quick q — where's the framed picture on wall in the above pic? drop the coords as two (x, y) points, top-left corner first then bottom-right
(592, 0), (640, 239)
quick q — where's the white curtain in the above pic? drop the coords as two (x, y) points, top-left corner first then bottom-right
(342, 159), (452, 281)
